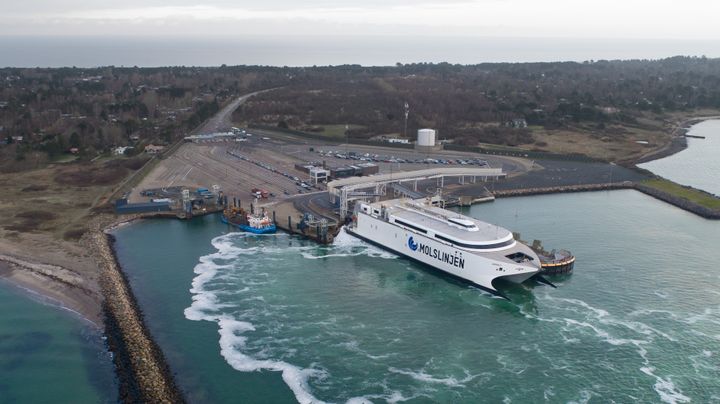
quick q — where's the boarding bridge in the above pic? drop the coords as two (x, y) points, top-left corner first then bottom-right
(328, 167), (505, 217)
(389, 183), (424, 199)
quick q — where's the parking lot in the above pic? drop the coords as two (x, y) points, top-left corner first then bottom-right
(130, 128), (536, 206)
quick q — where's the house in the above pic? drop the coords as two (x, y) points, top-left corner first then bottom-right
(508, 118), (528, 129)
(113, 146), (133, 155)
(144, 144), (165, 154)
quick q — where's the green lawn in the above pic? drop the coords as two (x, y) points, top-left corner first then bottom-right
(50, 154), (79, 163)
(319, 124), (365, 138)
(641, 178), (720, 210)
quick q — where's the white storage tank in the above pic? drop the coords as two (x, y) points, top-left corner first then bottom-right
(417, 129), (436, 147)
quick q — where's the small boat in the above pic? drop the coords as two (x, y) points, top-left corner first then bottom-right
(221, 206), (276, 234)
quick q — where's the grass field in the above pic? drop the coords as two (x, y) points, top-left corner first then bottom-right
(318, 124), (365, 138)
(641, 178), (720, 210)
(0, 156), (148, 241)
(521, 122), (670, 162)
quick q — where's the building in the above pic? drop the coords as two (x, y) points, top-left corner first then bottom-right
(330, 166), (355, 179)
(115, 199), (172, 214)
(144, 144), (166, 154)
(355, 162), (379, 176)
(184, 132), (237, 143)
(508, 118), (528, 128)
(113, 146), (133, 155)
(309, 167), (330, 184)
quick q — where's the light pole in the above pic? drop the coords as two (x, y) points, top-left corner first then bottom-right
(403, 102), (409, 139)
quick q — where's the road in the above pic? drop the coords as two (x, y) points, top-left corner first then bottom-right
(197, 89), (275, 135)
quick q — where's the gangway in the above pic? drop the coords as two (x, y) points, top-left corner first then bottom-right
(390, 183), (424, 199)
(328, 167), (505, 217)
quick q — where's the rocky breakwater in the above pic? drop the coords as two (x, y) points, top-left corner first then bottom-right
(490, 181), (720, 220)
(634, 184), (720, 220)
(84, 215), (184, 403)
(492, 182), (634, 198)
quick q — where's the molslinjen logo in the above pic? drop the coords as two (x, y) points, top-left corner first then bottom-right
(407, 236), (418, 251)
(408, 236), (464, 269)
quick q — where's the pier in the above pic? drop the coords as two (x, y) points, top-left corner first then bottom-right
(87, 215), (184, 403)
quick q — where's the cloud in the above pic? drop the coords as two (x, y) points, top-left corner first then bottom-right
(2, 0), (720, 39)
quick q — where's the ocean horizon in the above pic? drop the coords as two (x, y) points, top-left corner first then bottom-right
(2, 35), (720, 68)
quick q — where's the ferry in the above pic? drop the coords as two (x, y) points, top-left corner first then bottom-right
(346, 198), (547, 297)
(221, 206), (276, 234)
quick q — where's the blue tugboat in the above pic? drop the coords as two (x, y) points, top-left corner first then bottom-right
(221, 206), (276, 234)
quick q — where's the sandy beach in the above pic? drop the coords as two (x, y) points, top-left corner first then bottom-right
(0, 233), (104, 326)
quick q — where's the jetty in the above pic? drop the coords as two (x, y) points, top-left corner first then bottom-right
(86, 215), (184, 403)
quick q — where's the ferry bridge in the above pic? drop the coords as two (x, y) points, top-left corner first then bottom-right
(327, 167), (505, 217)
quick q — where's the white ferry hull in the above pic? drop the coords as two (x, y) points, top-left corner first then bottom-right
(348, 212), (539, 295)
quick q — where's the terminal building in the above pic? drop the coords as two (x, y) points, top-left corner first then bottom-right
(309, 167), (330, 184)
(295, 162), (379, 182)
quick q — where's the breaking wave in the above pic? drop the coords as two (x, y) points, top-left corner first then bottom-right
(184, 233), (328, 404)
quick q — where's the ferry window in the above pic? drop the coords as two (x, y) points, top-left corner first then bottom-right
(506, 252), (534, 263)
(394, 219), (427, 234)
(434, 234), (514, 250)
(448, 218), (478, 229)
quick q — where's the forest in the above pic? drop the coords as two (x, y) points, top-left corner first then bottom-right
(3, 57), (720, 170)
(235, 57), (720, 148)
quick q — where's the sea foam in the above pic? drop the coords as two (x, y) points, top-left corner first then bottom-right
(184, 233), (328, 404)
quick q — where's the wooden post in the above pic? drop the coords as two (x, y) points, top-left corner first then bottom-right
(272, 210), (276, 224)
(288, 216), (292, 231)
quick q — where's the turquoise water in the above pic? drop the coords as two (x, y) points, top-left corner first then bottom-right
(639, 119), (720, 196)
(113, 190), (720, 403)
(0, 282), (117, 403)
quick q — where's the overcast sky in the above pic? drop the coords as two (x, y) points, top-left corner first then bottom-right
(3, 0), (720, 39)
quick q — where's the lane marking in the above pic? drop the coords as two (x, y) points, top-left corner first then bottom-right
(181, 167), (193, 181)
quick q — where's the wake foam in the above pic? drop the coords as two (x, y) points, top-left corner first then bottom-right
(532, 295), (694, 404)
(329, 227), (399, 259)
(388, 367), (479, 388)
(184, 233), (328, 404)
(217, 316), (327, 404)
(640, 367), (691, 404)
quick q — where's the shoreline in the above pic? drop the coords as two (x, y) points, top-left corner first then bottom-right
(632, 116), (720, 165)
(0, 276), (101, 329)
(0, 251), (104, 327)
